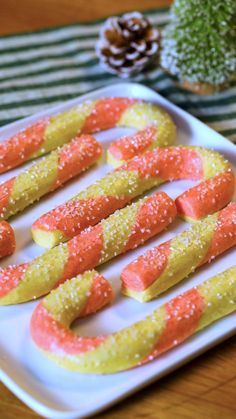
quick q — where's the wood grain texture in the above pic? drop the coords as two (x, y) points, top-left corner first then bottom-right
(0, 1), (235, 418)
(0, 0), (171, 34)
(1, 337), (235, 419)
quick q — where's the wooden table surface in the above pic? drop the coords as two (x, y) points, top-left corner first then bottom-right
(0, 1), (235, 418)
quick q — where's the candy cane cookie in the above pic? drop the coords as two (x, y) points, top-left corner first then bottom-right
(0, 136), (102, 220)
(30, 265), (236, 374)
(32, 146), (234, 248)
(0, 97), (175, 174)
(121, 203), (236, 302)
(0, 192), (176, 305)
(0, 221), (15, 259)
(105, 100), (176, 167)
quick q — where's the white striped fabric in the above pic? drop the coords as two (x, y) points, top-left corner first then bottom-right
(0, 7), (235, 143)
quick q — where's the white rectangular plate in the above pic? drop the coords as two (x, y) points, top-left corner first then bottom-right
(0, 83), (235, 419)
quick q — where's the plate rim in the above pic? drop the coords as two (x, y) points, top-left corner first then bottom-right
(0, 82), (235, 419)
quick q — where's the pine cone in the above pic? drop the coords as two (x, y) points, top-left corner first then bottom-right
(96, 12), (160, 78)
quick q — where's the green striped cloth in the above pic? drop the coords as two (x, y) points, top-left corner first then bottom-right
(0, 7), (236, 142)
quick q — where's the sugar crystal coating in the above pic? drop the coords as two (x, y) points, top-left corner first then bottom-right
(30, 266), (236, 373)
(121, 203), (236, 302)
(0, 97), (175, 174)
(0, 191), (176, 305)
(0, 221), (15, 260)
(0, 135), (102, 220)
(32, 145), (234, 249)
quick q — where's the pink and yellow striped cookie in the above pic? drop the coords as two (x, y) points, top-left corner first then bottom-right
(0, 97), (175, 173)
(121, 203), (236, 302)
(105, 100), (176, 167)
(0, 135), (102, 220)
(32, 146), (234, 248)
(0, 192), (176, 305)
(30, 265), (236, 373)
(0, 221), (15, 259)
